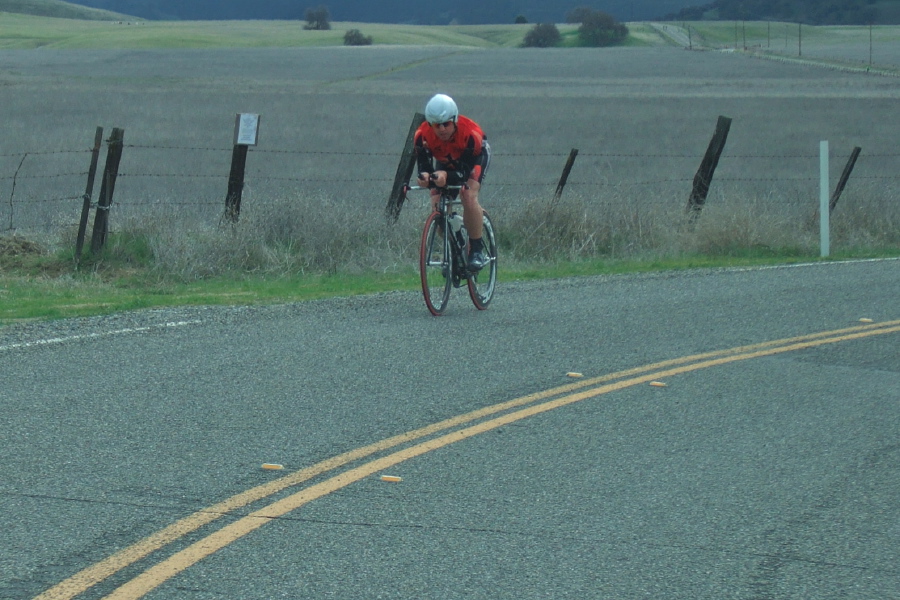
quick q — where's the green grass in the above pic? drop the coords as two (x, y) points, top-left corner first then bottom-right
(444, 23), (545, 47)
(0, 270), (419, 323)
(0, 0), (127, 21)
(0, 12), (615, 49)
(0, 13), (516, 49)
(654, 20), (900, 73)
(618, 23), (661, 47)
(3, 246), (897, 325)
(670, 19), (900, 47)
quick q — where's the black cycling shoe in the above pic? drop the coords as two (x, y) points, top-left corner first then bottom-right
(467, 250), (489, 271)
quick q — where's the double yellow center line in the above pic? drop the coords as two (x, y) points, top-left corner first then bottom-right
(36, 320), (900, 600)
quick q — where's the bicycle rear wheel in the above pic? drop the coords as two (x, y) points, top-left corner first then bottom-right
(468, 211), (497, 310)
(420, 211), (452, 316)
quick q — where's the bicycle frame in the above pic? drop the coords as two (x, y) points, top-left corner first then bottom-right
(408, 183), (467, 271)
(405, 183), (497, 315)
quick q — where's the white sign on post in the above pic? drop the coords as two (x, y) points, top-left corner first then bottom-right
(234, 113), (260, 146)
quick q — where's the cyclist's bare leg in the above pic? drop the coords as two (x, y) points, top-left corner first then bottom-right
(460, 179), (483, 239)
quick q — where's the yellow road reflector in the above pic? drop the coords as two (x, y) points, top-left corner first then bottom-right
(650, 381), (667, 387)
(380, 475), (402, 483)
(261, 463), (284, 470)
(859, 318), (874, 323)
(567, 372), (584, 378)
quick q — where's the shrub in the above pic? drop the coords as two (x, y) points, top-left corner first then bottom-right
(522, 23), (561, 48)
(514, 15), (528, 24)
(344, 29), (373, 46)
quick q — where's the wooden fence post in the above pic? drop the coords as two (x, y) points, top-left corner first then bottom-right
(225, 113), (260, 223)
(6, 154), (28, 231)
(90, 127), (125, 255)
(225, 144), (249, 222)
(830, 146), (861, 214)
(686, 115), (731, 218)
(75, 126), (103, 262)
(386, 112), (426, 223)
(553, 148), (579, 205)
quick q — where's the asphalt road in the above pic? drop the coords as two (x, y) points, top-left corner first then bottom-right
(1, 260), (898, 600)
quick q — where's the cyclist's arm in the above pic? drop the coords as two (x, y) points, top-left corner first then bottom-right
(414, 134), (434, 179)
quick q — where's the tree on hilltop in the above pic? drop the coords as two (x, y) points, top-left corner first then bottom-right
(578, 10), (628, 46)
(304, 5), (330, 30)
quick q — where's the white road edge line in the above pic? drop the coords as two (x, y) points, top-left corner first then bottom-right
(724, 256), (900, 272)
(0, 320), (203, 353)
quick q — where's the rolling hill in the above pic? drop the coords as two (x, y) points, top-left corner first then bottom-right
(667, 0), (900, 25)
(30, 0), (700, 23)
(0, 0), (130, 20)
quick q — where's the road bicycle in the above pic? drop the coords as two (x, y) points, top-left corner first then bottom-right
(402, 181), (497, 316)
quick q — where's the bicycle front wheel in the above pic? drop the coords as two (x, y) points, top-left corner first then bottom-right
(420, 211), (452, 316)
(468, 211), (497, 310)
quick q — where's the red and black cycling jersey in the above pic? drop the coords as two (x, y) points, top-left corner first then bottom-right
(414, 115), (491, 185)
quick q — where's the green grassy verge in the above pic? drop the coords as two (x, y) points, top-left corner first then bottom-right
(0, 271), (417, 323)
(3, 250), (897, 325)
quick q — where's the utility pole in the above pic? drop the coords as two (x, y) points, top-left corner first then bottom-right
(741, 3), (746, 49)
(870, 23), (873, 65)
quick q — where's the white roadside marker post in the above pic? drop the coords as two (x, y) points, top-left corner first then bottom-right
(820, 140), (830, 258)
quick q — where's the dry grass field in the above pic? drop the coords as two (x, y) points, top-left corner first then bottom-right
(1, 30), (898, 277)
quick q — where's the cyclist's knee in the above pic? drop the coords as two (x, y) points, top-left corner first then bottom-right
(461, 183), (481, 206)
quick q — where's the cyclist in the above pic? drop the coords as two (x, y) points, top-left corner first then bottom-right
(415, 93), (492, 270)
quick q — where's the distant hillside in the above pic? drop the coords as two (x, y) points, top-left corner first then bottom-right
(54, 0), (700, 23)
(11, 0), (899, 26)
(667, 0), (900, 25)
(0, 0), (131, 20)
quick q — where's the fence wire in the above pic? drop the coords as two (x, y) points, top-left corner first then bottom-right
(2, 141), (897, 233)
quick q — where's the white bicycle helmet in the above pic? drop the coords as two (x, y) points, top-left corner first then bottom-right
(424, 93), (458, 124)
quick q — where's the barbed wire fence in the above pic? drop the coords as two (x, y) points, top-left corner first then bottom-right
(2, 122), (898, 255)
(663, 21), (900, 76)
